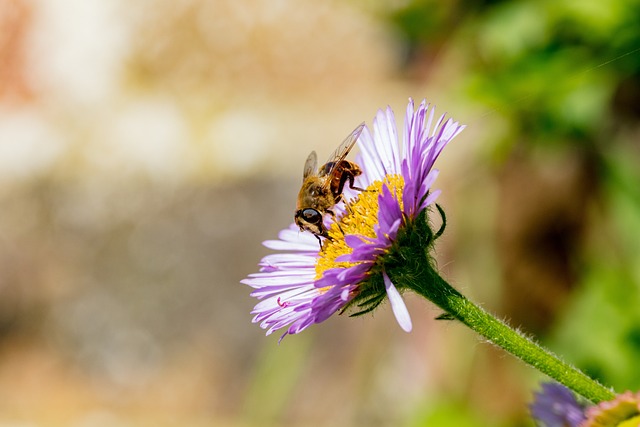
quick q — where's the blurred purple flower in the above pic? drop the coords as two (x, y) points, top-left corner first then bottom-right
(241, 98), (464, 340)
(530, 383), (587, 427)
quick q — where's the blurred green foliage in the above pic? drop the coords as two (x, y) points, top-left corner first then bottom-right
(464, 0), (640, 151)
(458, 0), (640, 396)
(385, 0), (640, 424)
(407, 400), (490, 427)
(551, 152), (640, 392)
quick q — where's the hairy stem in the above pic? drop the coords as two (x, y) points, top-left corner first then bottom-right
(400, 264), (615, 403)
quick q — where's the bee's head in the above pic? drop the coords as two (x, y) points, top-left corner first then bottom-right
(294, 208), (326, 237)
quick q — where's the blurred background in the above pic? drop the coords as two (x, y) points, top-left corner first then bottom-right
(0, 0), (639, 425)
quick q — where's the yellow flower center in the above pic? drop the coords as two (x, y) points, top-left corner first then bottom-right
(315, 175), (404, 281)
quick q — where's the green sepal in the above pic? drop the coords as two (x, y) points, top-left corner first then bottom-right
(436, 313), (455, 321)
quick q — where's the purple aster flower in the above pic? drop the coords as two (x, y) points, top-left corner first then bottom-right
(241, 98), (465, 340)
(530, 383), (587, 427)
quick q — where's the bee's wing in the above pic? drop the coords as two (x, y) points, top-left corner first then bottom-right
(320, 122), (365, 176)
(303, 151), (318, 179)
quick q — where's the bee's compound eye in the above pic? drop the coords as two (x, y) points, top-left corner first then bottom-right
(301, 208), (321, 223)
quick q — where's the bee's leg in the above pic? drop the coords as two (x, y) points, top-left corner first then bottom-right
(316, 225), (333, 250)
(338, 172), (353, 194)
(343, 172), (366, 192)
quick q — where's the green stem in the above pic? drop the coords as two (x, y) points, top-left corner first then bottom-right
(398, 265), (616, 403)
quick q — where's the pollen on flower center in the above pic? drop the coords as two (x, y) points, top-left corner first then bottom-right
(315, 175), (404, 281)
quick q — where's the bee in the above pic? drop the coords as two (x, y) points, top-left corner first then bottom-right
(295, 123), (366, 244)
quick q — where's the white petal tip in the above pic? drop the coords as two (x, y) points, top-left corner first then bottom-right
(383, 272), (413, 333)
